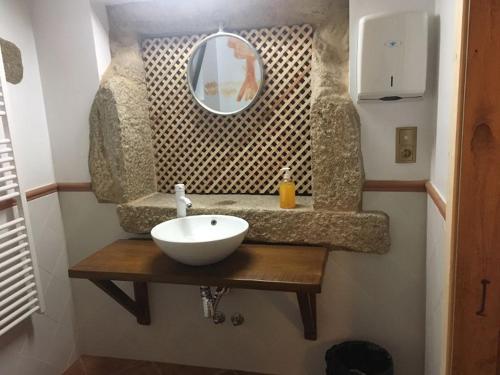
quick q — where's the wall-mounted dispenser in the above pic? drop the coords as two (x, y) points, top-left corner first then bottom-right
(356, 11), (428, 102)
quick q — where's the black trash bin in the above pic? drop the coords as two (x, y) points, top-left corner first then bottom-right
(325, 341), (393, 375)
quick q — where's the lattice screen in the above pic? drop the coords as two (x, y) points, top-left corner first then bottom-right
(141, 24), (313, 194)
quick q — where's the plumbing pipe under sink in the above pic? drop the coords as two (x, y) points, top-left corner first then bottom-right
(200, 286), (230, 324)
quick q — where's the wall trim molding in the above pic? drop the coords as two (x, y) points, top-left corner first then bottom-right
(363, 180), (427, 192)
(0, 181), (447, 219)
(26, 183), (58, 201)
(425, 181), (447, 219)
(0, 182), (92, 211)
(0, 182), (61, 210)
(55, 180), (430, 193)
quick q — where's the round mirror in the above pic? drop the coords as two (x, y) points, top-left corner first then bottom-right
(187, 32), (264, 115)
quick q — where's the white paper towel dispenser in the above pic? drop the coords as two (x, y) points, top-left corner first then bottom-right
(356, 11), (428, 102)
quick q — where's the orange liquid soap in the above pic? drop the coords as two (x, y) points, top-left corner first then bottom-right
(279, 167), (296, 209)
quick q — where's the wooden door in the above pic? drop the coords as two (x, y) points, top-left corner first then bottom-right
(449, 0), (500, 374)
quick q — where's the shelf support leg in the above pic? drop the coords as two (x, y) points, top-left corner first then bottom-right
(133, 281), (151, 324)
(90, 280), (151, 325)
(296, 292), (317, 340)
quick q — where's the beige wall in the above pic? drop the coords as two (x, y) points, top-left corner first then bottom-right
(23, 0), (437, 373)
(349, 0), (436, 180)
(62, 191), (426, 375)
(0, 1), (79, 373)
(425, 0), (464, 374)
(31, 0), (100, 183)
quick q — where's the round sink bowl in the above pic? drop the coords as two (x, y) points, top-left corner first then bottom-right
(151, 215), (249, 266)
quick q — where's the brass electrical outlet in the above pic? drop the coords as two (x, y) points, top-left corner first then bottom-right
(396, 127), (417, 163)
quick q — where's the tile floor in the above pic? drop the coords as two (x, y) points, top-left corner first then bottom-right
(63, 355), (269, 375)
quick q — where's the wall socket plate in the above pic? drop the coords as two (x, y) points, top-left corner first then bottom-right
(396, 127), (417, 163)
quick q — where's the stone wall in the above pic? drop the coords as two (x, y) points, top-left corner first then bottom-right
(89, 41), (156, 203)
(89, 0), (391, 253)
(0, 38), (23, 84)
(118, 194), (390, 253)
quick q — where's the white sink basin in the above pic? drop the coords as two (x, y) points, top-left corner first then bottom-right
(151, 215), (249, 266)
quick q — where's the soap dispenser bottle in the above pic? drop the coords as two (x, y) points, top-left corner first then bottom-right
(279, 167), (296, 209)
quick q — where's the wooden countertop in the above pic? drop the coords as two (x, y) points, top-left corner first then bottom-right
(69, 239), (328, 293)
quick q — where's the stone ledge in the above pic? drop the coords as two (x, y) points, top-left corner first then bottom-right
(117, 193), (390, 254)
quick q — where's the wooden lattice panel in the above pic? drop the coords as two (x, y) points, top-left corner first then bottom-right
(141, 24), (313, 194)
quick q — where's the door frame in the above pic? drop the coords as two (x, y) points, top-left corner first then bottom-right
(447, 0), (500, 374)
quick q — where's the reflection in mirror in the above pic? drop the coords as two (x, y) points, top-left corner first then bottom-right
(187, 33), (264, 115)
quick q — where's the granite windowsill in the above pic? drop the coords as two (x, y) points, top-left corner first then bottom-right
(117, 193), (390, 254)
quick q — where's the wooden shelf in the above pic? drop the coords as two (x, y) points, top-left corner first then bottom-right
(68, 239), (328, 340)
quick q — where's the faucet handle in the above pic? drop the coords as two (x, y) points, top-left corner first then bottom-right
(174, 184), (186, 192)
(183, 197), (193, 208)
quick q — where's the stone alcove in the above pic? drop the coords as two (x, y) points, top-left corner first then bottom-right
(89, 0), (390, 253)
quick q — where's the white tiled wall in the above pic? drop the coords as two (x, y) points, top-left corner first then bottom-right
(424, 0), (463, 373)
(424, 199), (449, 375)
(0, 195), (78, 375)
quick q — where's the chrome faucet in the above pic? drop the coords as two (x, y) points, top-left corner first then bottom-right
(175, 184), (192, 217)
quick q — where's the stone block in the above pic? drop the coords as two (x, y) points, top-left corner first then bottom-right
(0, 38), (23, 84)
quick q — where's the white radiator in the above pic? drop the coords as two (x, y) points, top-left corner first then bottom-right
(0, 47), (45, 336)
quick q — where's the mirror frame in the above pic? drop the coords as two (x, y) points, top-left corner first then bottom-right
(186, 31), (265, 116)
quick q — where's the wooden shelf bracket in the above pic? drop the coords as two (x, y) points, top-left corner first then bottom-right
(296, 292), (317, 340)
(71, 241), (328, 340)
(91, 280), (151, 325)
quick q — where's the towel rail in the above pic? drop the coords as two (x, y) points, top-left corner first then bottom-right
(0, 192), (19, 202)
(0, 300), (39, 331)
(0, 183), (19, 193)
(0, 242), (29, 260)
(0, 217), (24, 231)
(0, 258), (32, 279)
(0, 234), (28, 250)
(0, 156), (14, 164)
(0, 291), (37, 318)
(0, 275), (35, 300)
(0, 225), (26, 241)
(0, 174), (17, 183)
(0, 45), (45, 336)
(0, 282), (36, 309)
(0, 266), (34, 289)
(0, 306), (39, 336)
(0, 165), (15, 174)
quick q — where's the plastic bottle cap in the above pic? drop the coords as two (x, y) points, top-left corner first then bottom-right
(280, 167), (291, 180)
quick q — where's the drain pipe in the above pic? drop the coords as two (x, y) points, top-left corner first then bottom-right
(200, 286), (214, 318)
(199, 286), (229, 324)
